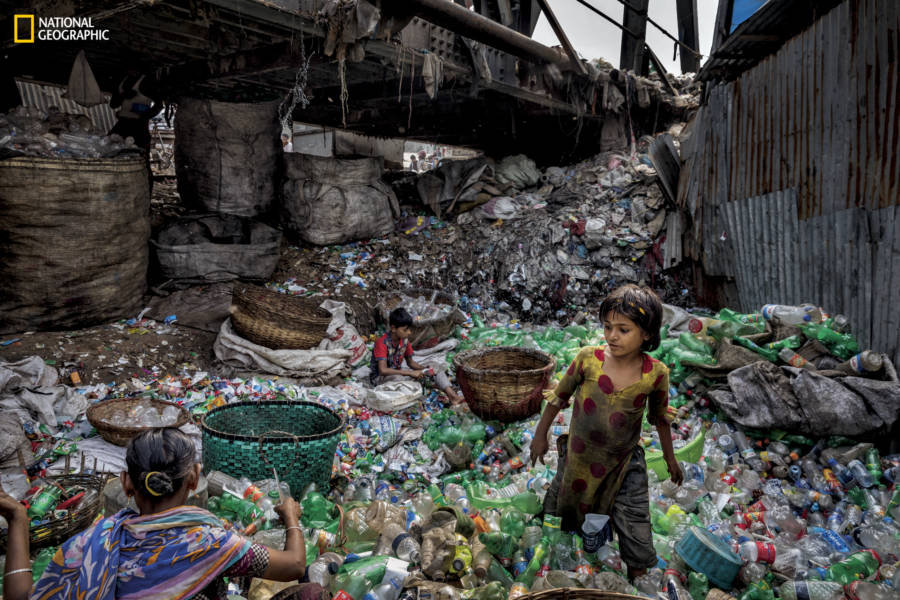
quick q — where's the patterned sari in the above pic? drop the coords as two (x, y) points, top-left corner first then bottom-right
(32, 506), (251, 600)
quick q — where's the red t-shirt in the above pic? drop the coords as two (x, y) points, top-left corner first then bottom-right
(372, 333), (414, 362)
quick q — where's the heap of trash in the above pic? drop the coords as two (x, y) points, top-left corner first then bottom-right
(2, 298), (899, 600)
(278, 139), (687, 330)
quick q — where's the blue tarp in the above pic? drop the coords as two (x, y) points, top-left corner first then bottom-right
(730, 0), (769, 32)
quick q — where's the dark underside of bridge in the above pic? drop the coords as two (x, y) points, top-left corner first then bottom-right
(1, 0), (689, 164)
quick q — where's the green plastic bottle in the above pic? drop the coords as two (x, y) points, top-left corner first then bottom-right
(463, 423), (487, 443)
(733, 336), (779, 362)
(479, 532), (518, 563)
(485, 556), (515, 589)
(865, 448), (882, 481)
(824, 550), (881, 585)
(31, 546), (57, 582)
(707, 320), (757, 341)
(514, 537), (549, 587)
(763, 335), (804, 351)
(332, 556), (389, 598)
(688, 572), (709, 600)
(500, 507), (526, 538)
(218, 492), (264, 526)
(678, 332), (715, 356)
(301, 491), (334, 528)
(801, 324), (860, 359)
(438, 426), (463, 446)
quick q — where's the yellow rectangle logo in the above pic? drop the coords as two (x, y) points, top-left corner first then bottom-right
(14, 14), (35, 43)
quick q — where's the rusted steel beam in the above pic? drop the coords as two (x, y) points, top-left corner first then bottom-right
(535, 0), (588, 75)
(398, 0), (577, 69)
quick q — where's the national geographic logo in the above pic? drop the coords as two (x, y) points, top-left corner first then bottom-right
(13, 14), (110, 42)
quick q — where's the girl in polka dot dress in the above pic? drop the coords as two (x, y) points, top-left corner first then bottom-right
(530, 284), (683, 580)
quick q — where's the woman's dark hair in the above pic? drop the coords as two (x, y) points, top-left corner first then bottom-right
(389, 307), (414, 328)
(598, 284), (663, 352)
(126, 427), (196, 499)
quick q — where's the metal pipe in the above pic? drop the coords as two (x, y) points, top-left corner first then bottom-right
(400, 0), (574, 67)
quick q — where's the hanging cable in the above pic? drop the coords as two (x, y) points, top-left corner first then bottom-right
(571, 0), (703, 60)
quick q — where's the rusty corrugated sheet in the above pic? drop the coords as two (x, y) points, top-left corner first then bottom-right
(15, 79), (117, 133)
(682, 0), (900, 365)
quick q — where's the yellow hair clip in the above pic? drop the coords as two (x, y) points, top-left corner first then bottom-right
(638, 307), (646, 315)
(144, 471), (165, 497)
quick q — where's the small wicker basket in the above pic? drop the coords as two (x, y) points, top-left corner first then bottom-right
(0, 473), (107, 550)
(86, 397), (191, 446)
(453, 347), (555, 422)
(231, 283), (332, 349)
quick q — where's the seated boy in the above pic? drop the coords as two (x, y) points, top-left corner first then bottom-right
(370, 307), (463, 405)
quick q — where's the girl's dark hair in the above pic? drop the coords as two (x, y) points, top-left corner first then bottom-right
(389, 307), (414, 328)
(126, 427), (196, 499)
(599, 284), (663, 352)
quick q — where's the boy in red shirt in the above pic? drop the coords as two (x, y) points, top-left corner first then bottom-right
(370, 308), (462, 404)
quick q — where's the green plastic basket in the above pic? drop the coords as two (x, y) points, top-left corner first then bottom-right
(200, 401), (344, 495)
(646, 428), (706, 480)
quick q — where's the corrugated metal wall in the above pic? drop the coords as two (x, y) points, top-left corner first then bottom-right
(680, 0), (900, 365)
(16, 79), (117, 133)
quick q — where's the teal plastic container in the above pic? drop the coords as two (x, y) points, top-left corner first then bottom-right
(675, 526), (742, 590)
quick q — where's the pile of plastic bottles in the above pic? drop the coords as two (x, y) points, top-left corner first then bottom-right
(0, 106), (142, 159)
(104, 402), (182, 428)
(191, 384), (900, 600)
(6, 302), (899, 600)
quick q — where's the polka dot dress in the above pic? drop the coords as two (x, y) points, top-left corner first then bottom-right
(547, 346), (670, 528)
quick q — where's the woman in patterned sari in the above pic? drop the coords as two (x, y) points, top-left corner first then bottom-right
(1, 428), (313, 600)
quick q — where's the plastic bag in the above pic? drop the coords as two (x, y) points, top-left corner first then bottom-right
(64, 50), (106, 107)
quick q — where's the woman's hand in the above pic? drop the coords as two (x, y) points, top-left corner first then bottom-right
(0, 484), (27, 521)
(529, 432), (549, 467)
(408, 369), (425, 380)
(274, 497), (301, 526)
(666, 458), (684, 486)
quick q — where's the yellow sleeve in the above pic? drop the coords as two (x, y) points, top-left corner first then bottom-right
(546, 347), (592, 409)
(647, 362), (674, 426)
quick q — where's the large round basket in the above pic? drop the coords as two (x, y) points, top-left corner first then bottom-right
(0, 473), (106, 550)
(200, 401), (344, 495)
(86, 398), (191, 447)
(231, 283), (332, 349)
(454, 347), (555, 422)
(379, 288), (460, 350)
(521, 591), (645, 600)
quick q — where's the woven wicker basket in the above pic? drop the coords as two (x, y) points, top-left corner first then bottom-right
(86, 398), (191, 446)
(201, 400), (344, 496)
(0, 473), (107, 550)
(454, 347), (555, 422)
(521, 590), (645, 600)
(379, 288), (460, 350)
(231, 283), (332, 349)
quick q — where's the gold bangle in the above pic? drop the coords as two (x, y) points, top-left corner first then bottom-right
(5, 568), (33, 577)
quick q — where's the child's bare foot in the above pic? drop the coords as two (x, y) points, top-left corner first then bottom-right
(445, 389), (466, 405)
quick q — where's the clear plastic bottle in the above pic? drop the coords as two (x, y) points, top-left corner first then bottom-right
(307, 552), (344, 588)
(847, 460), (875, 488)
(844, 581), (897, 600)
(378, 522), (421, 563)
(777, 580), (843, 600)
(761, 303), (823, 326)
